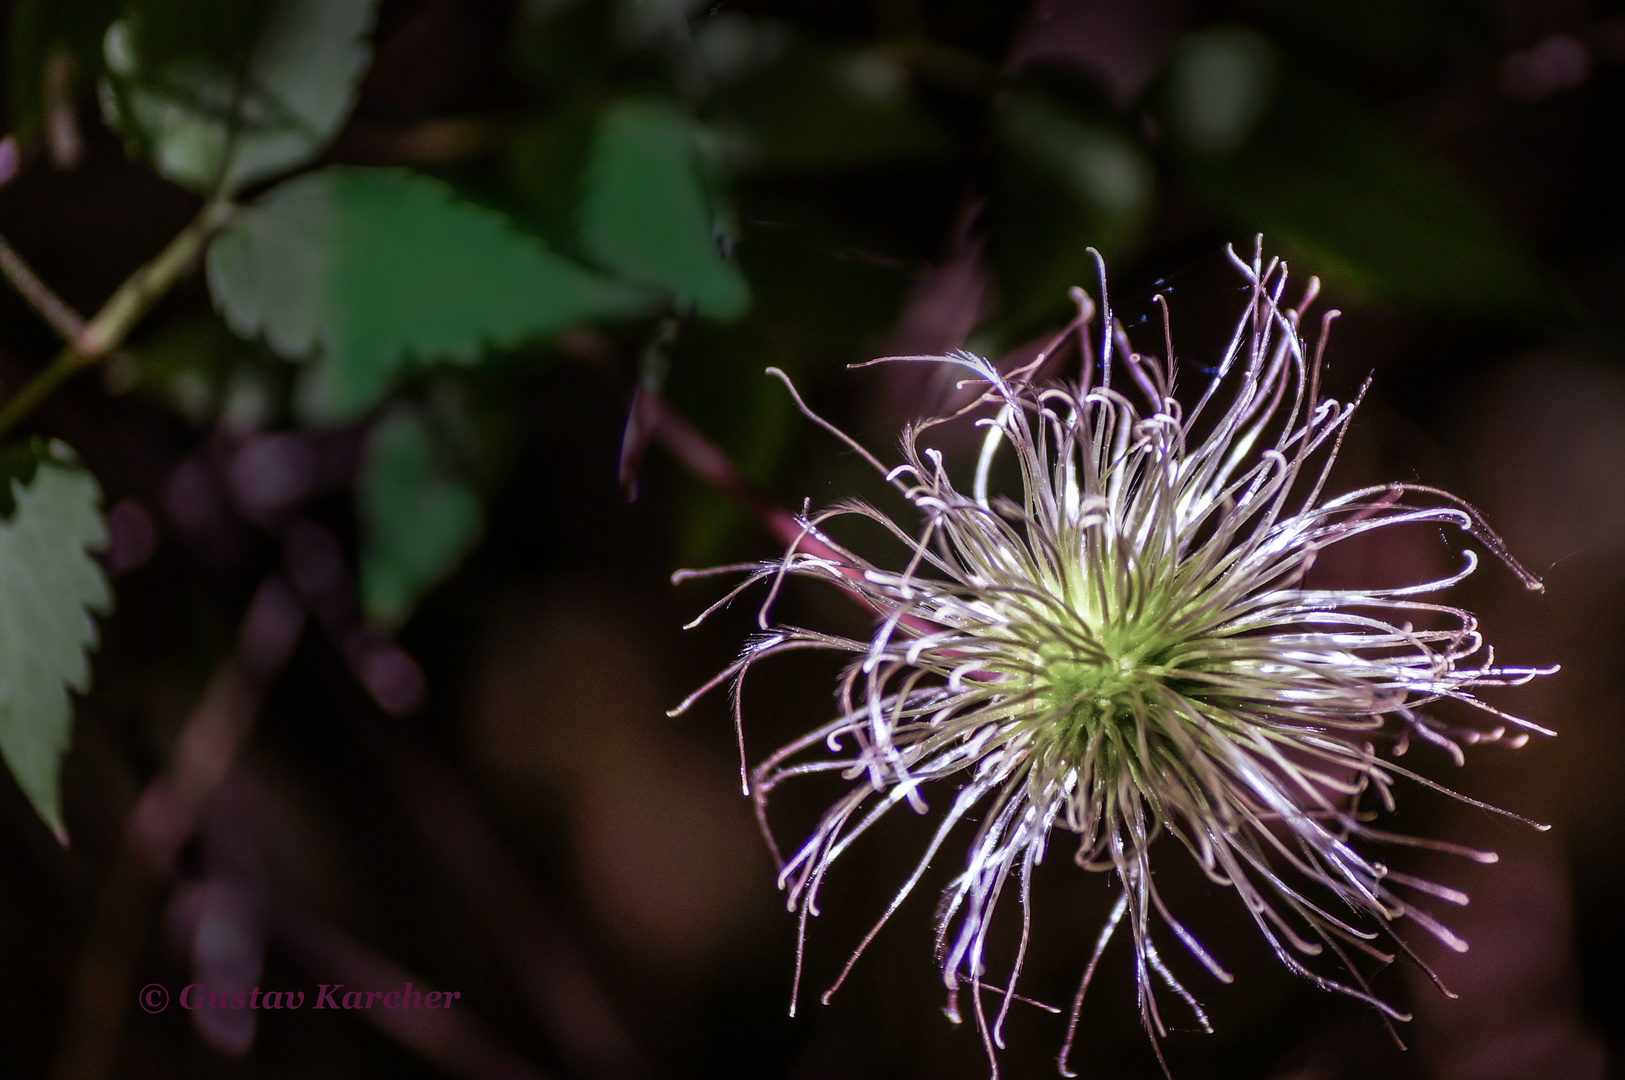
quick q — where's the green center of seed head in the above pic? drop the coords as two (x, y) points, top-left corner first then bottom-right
(1033, 628), (1172, 744)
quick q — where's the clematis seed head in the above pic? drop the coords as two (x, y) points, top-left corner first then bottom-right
(673, 241), (1554, 1077)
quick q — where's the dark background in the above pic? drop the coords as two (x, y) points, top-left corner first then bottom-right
(0, 1), (1622, 1078)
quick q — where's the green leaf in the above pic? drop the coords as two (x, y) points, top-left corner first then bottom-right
(205, 166), (655, 421)
(0, 440), (109, 842)
(9, 0), (123, 140)
(579, 98), (750, 320)
(359, 409), (481, 627)
(98, 0), (379, 194)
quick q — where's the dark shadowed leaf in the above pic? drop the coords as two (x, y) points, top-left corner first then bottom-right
(358, 408), (481, 627)
(1164, 38), (1546, 310)
(98, 0), (378, 193)
(205, 166), (655, 421)
(1234, 0), (1494, 80)
(0, 440), (109, 842)
(579, 97), (750, 320)
(1163, 26), (1278, 155)
(989, 87), (1154, 338)
(120, 312), (283, 429)
(712, 32), (951, 171)
(504, 100), (601, 252)
(511, 0), (612, 93)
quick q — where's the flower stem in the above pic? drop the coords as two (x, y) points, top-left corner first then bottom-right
(0, 197), (236, 438)
(642, 387), (941, 634)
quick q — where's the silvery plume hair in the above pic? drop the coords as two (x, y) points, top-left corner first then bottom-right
(672, 242), (1553, 1076)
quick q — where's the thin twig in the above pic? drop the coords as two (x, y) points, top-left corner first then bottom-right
(0, 197), (236, 438)
(0, 232), (86, 341)
(644, 390), (943, 641)
(640, 388), (811, 554)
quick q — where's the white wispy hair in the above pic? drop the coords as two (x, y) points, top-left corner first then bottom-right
(673, 242), (1553, 1076)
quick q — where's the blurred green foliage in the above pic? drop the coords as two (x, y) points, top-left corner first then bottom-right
(359, 406), (481, 627)
(578, 97), (749, 320)
(100, 0), (379, 192)
(1162, 35), (1544, 307)
(0, 0), (1562, 835)
(710, 34), (951, 169)
(207, 166), (652, 419)
(0, 2), (1601, 1074)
